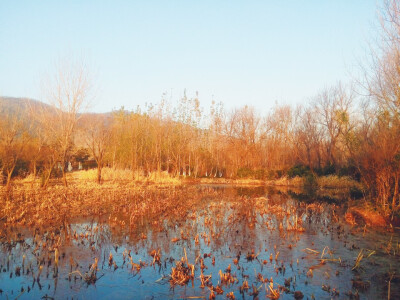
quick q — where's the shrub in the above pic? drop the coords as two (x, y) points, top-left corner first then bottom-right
(15, 159), (29, 177)
(350, 186), (364, 199)
(316, 162), (336, 176)
(287, 164), (311, 178)
(338, 164), (361, 181)
(304, 173), (317, 188)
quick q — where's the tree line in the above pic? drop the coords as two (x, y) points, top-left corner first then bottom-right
(1, 0), (400, 214)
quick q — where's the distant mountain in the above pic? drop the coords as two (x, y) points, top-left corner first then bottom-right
(0, 97), (52, 118)
(0, 96), (116, 119)
(0, 96), (115, 150)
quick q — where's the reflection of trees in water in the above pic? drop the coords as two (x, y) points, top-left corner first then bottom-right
(235, 186), (266, 197)
(228, 197), (260, 251)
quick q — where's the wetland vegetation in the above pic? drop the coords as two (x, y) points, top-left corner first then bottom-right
(0, 184), (399, 299)
(2, 1), (400, 299)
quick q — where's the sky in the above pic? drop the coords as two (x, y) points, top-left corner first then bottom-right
(0, 1), (379, 114)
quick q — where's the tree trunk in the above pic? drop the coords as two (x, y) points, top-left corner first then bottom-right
(43, 169), (52, 189)
(6, 170), (13, 191)
(62, 169), (68, 187)
(97, 165), (102, 184)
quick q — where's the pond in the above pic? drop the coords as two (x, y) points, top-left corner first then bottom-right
(0, 185), (399, 299)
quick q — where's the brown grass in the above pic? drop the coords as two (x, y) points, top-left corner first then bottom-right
(347, 205), (387, 227)
(316, 175), (362, 190)
(69, 168), (182, 185)
(265, 176), (304, 187)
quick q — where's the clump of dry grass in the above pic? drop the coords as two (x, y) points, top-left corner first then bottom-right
(266, 176), (304, 187)
(316, 175), (362, 189)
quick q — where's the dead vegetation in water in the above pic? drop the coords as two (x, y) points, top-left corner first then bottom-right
(0, 183), (211, 228)
(0, 184), (398, 299)
(169, 249), (195, 286)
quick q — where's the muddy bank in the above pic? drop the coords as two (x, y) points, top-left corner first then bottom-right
(345, 206), (399, 228)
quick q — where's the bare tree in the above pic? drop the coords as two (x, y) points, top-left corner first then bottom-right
(262, 104), (294, 170)
(353, 0), (400, 212)
(294, 105), (322, 169)
(313, 83), (353, 167)
(38, 58), (91, 187)
(81, 114), (111, 184)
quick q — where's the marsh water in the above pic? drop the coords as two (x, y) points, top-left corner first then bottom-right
(0, 185), (399, 299)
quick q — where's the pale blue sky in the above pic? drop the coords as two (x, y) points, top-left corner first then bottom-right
(0, 1), (378, 113)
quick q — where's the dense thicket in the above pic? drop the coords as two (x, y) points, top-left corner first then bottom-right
(1, 1), (400, 215)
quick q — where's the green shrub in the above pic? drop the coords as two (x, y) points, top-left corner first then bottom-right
(287, 164), (311, 178)
(350, 186), (364, 199)
(338, 164), (361, 181)
(316, 162), (336, 176)
(304, 173), (317, 187)
(266, 169), (286, 180)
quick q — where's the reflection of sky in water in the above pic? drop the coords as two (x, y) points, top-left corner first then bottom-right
(0, 186), (399, 299)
